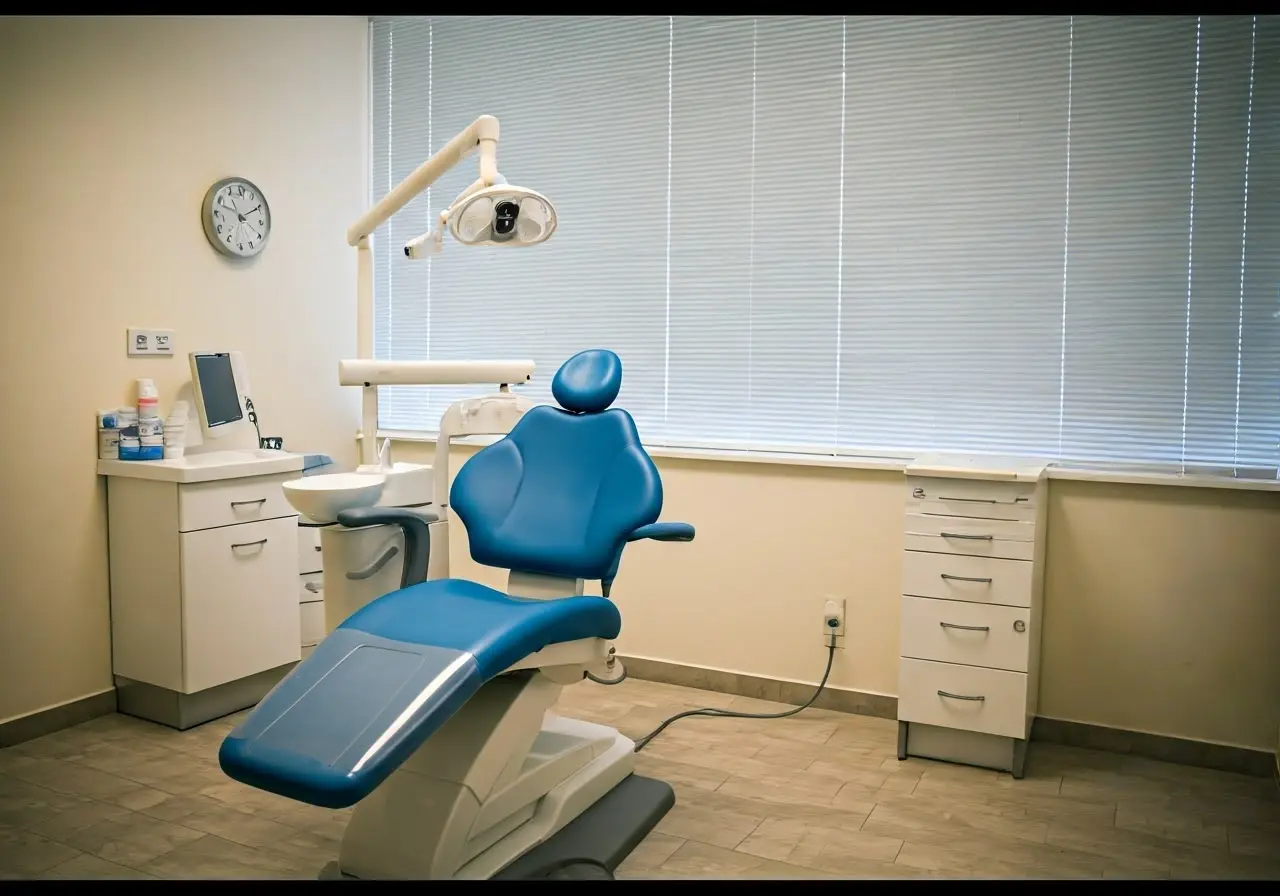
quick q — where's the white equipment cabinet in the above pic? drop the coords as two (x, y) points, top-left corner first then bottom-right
(896, 454), (1049, 778)
(99, 450), (313, 729)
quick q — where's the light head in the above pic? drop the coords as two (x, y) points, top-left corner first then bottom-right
(449, 184), (557, 248)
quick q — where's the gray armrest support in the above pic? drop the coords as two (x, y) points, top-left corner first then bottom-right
(335, 507), (440, 588)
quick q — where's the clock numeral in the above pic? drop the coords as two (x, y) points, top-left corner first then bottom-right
(226, 187), (232, 195)
(238, 243), (244, 250)
(248, 192), (255, 201)
(227, 235), (232, 242)
(248, 242), (254, 250)
(213, 209), (221, 219)
(237, 186), (246, 197)
(258, 219), (264, 226)
(216, 224), (223, 234)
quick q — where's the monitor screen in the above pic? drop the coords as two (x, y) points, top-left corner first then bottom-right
(194, 353), (244, 428)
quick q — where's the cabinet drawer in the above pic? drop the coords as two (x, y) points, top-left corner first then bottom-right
(178, 473), (297, 533)
(297, 526), (324, 574)
(906, 476), (1036, 522)
(900, 596), (1030, 673)
(902, 549), (1032, 608)
(179, 517), (301, 693)
(898, 657), (1028, 739)
(300, 600), (325, 648)
(904, 513), (1035, 562)
(299, 572), (323, 604)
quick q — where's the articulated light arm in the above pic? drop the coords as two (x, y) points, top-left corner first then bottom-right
(347, 115), (500, 247)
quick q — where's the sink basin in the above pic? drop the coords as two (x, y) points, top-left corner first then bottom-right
(283, 472), (386, 524)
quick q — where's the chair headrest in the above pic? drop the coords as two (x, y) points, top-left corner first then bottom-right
(551, 349), (622, 414)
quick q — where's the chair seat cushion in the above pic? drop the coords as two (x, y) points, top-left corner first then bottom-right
(339, 578), (622, 678)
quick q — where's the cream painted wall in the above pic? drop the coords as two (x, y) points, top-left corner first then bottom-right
(0, 16), (367, 723)
(399, 441), (1280, 753)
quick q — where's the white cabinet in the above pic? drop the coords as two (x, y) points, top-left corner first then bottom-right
(897, 456), (1048, 778)
(104, 468), (307, 729)
(179, 517), (301, 693)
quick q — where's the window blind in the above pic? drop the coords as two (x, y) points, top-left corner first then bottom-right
(370, 15), (1278, 471)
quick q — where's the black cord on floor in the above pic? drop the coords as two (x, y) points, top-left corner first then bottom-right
(632, 638), (838, 753)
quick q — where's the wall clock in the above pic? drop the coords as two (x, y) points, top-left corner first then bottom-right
(201, 177), (271, 258)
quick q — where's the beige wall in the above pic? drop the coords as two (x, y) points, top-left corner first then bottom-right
(399, 441), (1280, 753)
(0, 16), (367, 723)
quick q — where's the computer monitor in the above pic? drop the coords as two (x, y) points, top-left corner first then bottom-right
(189, 351), (251, 442)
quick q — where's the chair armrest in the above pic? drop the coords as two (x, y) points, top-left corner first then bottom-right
(336, 507), (440, 588)
(627, 522), (695, 543)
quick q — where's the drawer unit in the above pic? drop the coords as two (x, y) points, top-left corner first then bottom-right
(897, 457), (1048, 778)
(899, 595), (1030, 673)
(906, 475), (1036, 522)
(178, 472), (298, 532)
(903, 513), (1034, 562)
(300, 601), (325, 648)
(898, 657), (1029, 740)
(297, 526), (324, 574)
(901, 549), (1032, 608)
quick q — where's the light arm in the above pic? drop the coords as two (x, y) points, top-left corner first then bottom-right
(346, 114), (500, 247)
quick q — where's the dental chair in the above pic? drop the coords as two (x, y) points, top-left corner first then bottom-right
(218, 349), (695, 880)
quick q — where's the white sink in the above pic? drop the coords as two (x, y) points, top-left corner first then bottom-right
(283, 472), (386, 524)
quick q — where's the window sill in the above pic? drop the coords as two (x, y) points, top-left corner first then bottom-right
(373, 429), (1280, 493)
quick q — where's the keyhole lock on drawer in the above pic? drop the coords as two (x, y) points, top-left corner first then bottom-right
(1013, 620), (1026, 633)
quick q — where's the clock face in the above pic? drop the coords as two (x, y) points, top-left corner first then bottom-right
(202, 178), (271, 258)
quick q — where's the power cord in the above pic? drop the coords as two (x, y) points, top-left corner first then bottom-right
(631, 629), (840, 753)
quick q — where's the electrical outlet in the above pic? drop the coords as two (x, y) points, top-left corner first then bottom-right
(822, 596), (846, 645)
(126, 328), (175, 356)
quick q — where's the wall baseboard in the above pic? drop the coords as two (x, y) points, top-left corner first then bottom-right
(0, 688), (117, 749)
(621, 656), (1275, 779)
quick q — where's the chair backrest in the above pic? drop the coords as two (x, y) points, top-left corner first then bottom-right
(450, 350), (663, 583)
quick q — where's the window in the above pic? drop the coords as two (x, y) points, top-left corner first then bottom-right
(371, 15), (1279, 471)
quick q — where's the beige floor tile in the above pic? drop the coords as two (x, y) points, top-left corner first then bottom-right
(26, 799), (135, 842)
(139, 832), (316, 880)
(737, 815), (903, 866)
(894, 839), (1099, 879)
(1114, 800), (1231, 849)
(0, 827), (82, 876)
(615, 829), (685, 877)
(174, 799), (300, 849)
(4, 758), (150, 803)
(64, 811), (208, 867)
(0, 774), (90, 829)
(37, 851), (157, 879)
(1226, 819), (1280, 857)
(660, 839), (836, 878)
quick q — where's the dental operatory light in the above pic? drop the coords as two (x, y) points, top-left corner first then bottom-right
(405, 180), (557, 259)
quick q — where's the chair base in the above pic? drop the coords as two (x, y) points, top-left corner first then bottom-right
(319, 774), (674, 881)
(492, 774), (675, 879)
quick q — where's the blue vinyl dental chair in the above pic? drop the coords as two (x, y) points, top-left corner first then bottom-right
(218, 349), (695, 880)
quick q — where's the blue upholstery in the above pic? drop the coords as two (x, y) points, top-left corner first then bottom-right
(552, 348), (622, 413)
(218, 348), (694, 813)
(219, 581), (621, 808)
(451, 354), (664, 582)
(336, 578), (620, 679)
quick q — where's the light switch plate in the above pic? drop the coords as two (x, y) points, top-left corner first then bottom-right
(126, 328), (175, 356)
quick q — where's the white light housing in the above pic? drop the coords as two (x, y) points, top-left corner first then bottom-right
(447, 184), (557, 248)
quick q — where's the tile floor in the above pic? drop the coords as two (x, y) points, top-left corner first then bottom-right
(1, 677), (1277, 879)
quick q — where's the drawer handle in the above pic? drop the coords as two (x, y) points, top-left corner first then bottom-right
(938, 690), (986, 702)
(230, 538), (268, 550)
(939, 621), (990, 632)
(940, 532), (994, 541)
(314, 545), (322, 552)
(230, 498), (268, 509)
(937, 496), (997, 504)
(304, 581), (323, 594)
(940, 573), (993, 584)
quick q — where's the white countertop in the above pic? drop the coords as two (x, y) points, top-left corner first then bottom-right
(906, 453), (1050, 482)
(96, 449), (306, 483)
